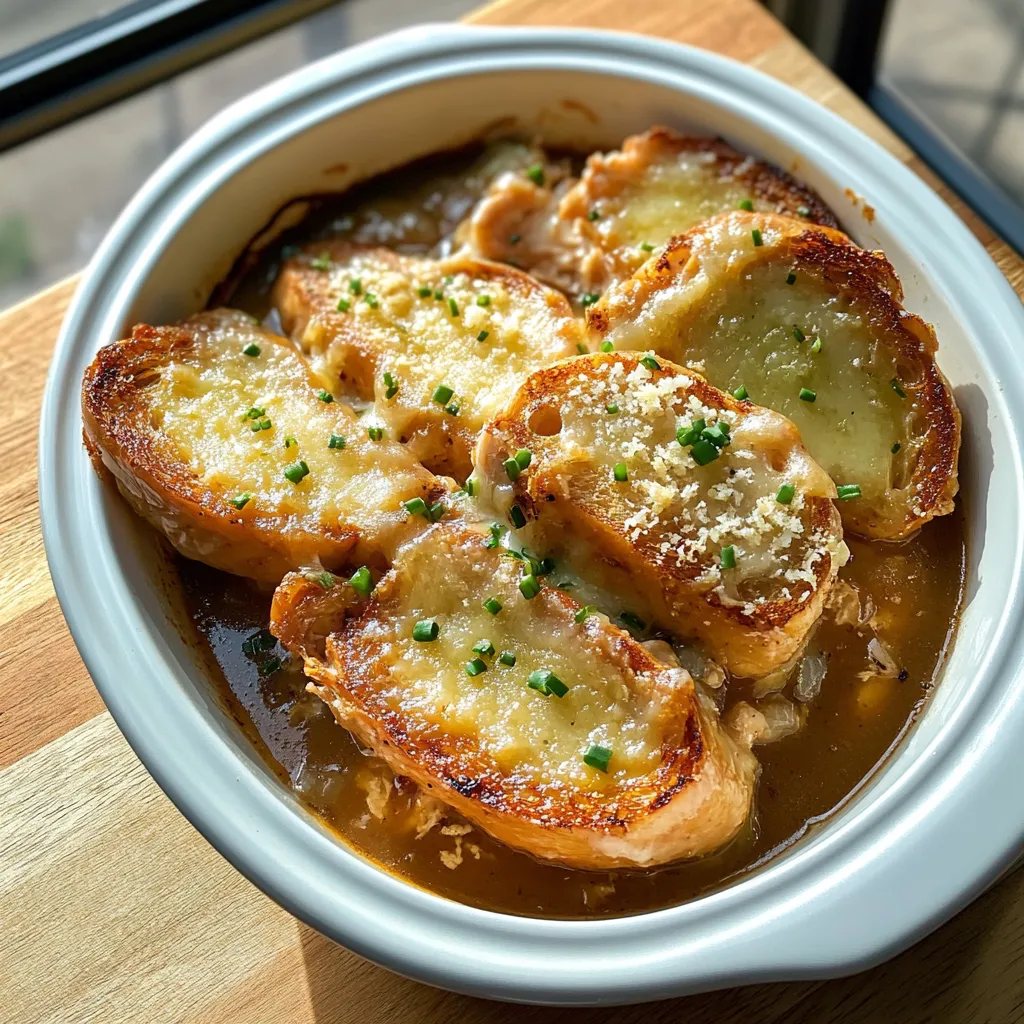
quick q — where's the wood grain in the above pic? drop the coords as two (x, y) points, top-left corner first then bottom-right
(3, 0), (1024, 1021)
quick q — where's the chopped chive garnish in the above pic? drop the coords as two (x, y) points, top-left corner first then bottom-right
(588, 207), (600, 221)
(483, 523), (506, 549)
(581, 293), (600, 308)
(613, 462), (628, 482)
(786, 271), (797, 285)
(433, 289), (444, 300)
(483, 597), (503, 615)
(472, 639), (495, 657)
(261, 656), (282, 675)
(733, 384), (749, 400)
(432, 384), (454, 405)
(312, 571), (335, 590)
(349, 566), (373, 598)
(891, 442), (902, 454)
(349, 278), (362, 295)
(311, 254), (330, 271)
(229, 492), (253, 509)
(427, 500), (446, 523)
(413, 619), (439, 642)
(444, 275), (455, 285)
(640, 355), (660, 371)
(499, 650), (516, 666)
(891, 378), (907, 398)
(364, 292), (379, 309)
(576, 342), (588, 354)
(527, 670), (550, 694)
(504, 457), (521, 481)
(368, 426), (384, 441)
(466, 658), (488, 677)
(328, 434), (346, 450)
(515, 449), (532, 470)
(526, 163), (545, 186)
(477, 330), (489, 342)
(776, 483), (796, 504)
(242, 343), (261, 357)
(284, 435), (297, 448)
(284, 460), (310, 484)
(403, 497), (428, 516)
(799, 387), (817, 403)
(316, 389), (334, 403)
(509, 505), (526, 529)
(720, 545), (737, 569)
(751, 228), (764, 247)
(606, 403), (619, 414)
(417, 285), (432, 298)
(640, 242), (654, 252)
(476, 294), (491, 307)
(465, 478), (479, 497)
(245, 406), (265, 419)
(448, 297), (459, 317)
(241, 629), (276, 655)
(701, 423), (730, 449)
(690, 439), (720, 465)
(383, 371), (398, 399)
(336, 297), (350, 312)
(792, 326), (806, 343)
(810, 337), (822, 354)
(600, 341), (614, 352)
(545, 674), (569, 698)
(677, 419), (706, 447)
(519, 574), (541, 600)
(619, 611), (646, 632)
(509, 233), (521, 245)
(837, 484), (862, 500)
(574, 605), (596, 624)
(797, 205), (811, 217)
(583, 744), (612, 772)
(738, 198), (754, 211)
(445, 400), (461, 416)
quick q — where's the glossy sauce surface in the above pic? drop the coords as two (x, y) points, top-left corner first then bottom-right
(180, 142), (967, 919)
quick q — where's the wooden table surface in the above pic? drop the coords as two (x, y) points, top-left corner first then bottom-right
(4, 1), (1024, 1021)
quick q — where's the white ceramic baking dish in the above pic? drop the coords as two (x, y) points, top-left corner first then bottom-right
(39, 24), (1024, 1005)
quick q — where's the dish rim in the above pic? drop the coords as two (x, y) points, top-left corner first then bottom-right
(38, 23), (1024, 1005)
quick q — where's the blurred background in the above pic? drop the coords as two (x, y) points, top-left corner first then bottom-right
(0, 0), (1021, 310)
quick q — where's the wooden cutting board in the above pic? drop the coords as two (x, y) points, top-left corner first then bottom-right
(3, 1), (1023, 1021)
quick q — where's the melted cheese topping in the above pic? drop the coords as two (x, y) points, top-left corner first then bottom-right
(492, 357), (843, 609)
(363, 528), (676, 791)
(597, 217), (917, 510)
(573, 149), (767, 256)
(152, 311), (434, 530)
(295, 251), (580, 438)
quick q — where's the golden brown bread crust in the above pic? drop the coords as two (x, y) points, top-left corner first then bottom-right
(82, 312), (445, 581)
(271, 522), (758, 869)
(588, 212), (961, 540)
(459, 127), (838, 298)
(272, 242), (581, 478)
(476, 352), (846, 678)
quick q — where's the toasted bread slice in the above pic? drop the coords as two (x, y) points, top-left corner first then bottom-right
(82, 309), (444, 582)
(271, 521), (758, 869)
(587, 212), (961, 539)
(272, 245), (582, 477)
(459, 128), (837, 298)
(475, 352), (848, 678)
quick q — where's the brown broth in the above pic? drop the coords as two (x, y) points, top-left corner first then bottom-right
(178, 503), (964, 919)
(181, 141), (966, 918)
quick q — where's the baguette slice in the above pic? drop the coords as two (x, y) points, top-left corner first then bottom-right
(272, 244), (581, 477)
(459, 127), (837, 298)
(475, 352), (847, 679)
(82, 309), (444, 582)
(271, 521), (758, 870)
(587, 211), (961, 539)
